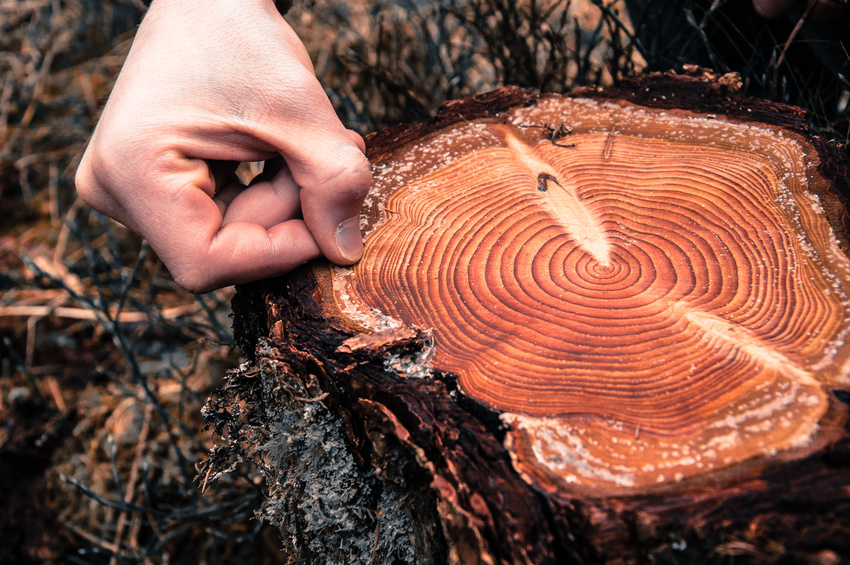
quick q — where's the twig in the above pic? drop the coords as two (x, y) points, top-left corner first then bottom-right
(48, 162), (60, 227)
(45, 375), (66, 411)
(200, 461), (215, 495)
(109, 402), (154, 565)
(2, 336), (50, 411)
(24, 292), (67, 367)
(0, 0), (52, 10)
(0, 74), (14, 142)
(66, 522), (123, 555)
(20, 29), (75, 127)
(0, 303), (200, 323)
(53, 198), (88, 265)
(776, 0), (819, 69)
(370, 515), (381, 565)
(27, 253), (86, 296)
(293, 392), (329, 403)
(589, 0), (646, 62)
(61, 474), (170, 517)
(114, 241), (148, 323)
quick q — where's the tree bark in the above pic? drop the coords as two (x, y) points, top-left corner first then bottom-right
(206, 70), (850, 565)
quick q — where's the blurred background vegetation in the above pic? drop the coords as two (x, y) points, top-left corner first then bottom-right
(0, 0), (847, 563)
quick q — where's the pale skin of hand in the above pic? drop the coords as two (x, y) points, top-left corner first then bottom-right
(75, 0), (371, 293)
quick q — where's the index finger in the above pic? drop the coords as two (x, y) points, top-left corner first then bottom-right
(138, 154), (323, 293)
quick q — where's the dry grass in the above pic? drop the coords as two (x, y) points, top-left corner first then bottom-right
(288, 0), (646, 131)
(0, 0), (847, 562)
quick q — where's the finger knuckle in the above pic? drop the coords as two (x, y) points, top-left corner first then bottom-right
(340, 157), (372, 197)
(74, 160), (95, 202)
(170, 265), (216, 294)
(74, 152), (108, 210)
(315, 149), (372, 201)
(288, 66), (320, 94)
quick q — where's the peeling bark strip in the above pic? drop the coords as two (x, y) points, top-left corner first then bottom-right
(225, 73), (850, 563)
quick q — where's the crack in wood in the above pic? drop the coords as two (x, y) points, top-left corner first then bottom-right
(680, 306), (820, 389)
(602, 126), (616, 160)
(536, 173), (560, 192)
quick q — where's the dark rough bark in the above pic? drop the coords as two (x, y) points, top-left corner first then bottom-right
(206, 72), (850, 565)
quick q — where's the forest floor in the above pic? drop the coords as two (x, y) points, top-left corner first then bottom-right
(1, 0), (848, 563)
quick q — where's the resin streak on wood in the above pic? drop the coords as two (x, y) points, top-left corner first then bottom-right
(324, 96), (850, 493)
(502, 130), (611, 265)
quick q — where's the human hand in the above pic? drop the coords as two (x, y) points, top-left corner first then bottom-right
(75, 0), (371, 293)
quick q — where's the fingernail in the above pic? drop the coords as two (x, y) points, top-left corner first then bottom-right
(337, 216), (363, 262)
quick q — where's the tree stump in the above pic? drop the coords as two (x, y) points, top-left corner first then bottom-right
(207, 71), (850, 564)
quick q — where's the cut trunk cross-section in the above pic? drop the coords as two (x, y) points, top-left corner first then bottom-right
(326, 92), (850, 494)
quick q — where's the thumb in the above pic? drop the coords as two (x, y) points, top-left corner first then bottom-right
(285, 127), (372, 266)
